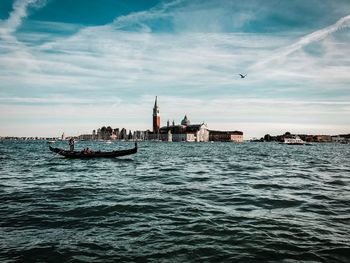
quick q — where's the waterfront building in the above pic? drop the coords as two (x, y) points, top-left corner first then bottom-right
(181, 115), (190, 126)
(134, 130), (146, 141)
(105, 126), (113, 140)
(96, 126), (113, 140)
(128, 131), (133, 140)
(113, 128), (120, 140)
(110, 133), (118, 140)
(119, 128), (127, 140)
(103, 96), (245, 142)
(78, 134), (93, 141)
(146, 96), (210, 142)
(101, 127), (107, 139)
(159, 116), (209, 142)
(146, 97), (246, 142)
(313, 135), (332, 143)
(209, 130), (244, 142)
(167, 130), (172, 142)
(97, 128), (102, 140)
(86, 126), (135, 141)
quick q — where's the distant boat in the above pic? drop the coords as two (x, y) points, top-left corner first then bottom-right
(106, 140), (112, 144)
(47, 140), (56, 144)
(49, 142), (138, 159)
(283, 136), (307, 145)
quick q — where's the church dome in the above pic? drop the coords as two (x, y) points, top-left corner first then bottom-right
(181, 115), (190, 126)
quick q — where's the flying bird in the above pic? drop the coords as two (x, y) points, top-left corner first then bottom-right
(239, 74), (247, 78)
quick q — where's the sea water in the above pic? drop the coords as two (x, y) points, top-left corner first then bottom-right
(0, 141), (349, 262)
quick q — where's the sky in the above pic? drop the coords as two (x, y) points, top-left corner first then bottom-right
(0, 0), (350, 138)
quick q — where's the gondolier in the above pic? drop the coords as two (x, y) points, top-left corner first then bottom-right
(68, 138), (74, 151)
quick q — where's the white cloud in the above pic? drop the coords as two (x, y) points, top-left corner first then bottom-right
(112, 0), (183, 31)
(0, 96), (122, 104)
(2, 0), (44, 34)
(0, 0), (48, 71)
(0, 3), (349, 137)
(252, 14), (350, 69)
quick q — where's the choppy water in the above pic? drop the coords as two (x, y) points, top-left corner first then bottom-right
(0, 141), (349, 262)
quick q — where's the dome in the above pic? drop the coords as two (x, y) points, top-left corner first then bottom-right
(181, 115), (190, 126)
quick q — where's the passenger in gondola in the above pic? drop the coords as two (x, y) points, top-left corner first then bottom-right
(82, 148), (92, 154)
(69, 138), (74, 151)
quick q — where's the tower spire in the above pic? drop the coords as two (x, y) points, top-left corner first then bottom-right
(153, 96), (160, 133)
(154, 96), (158, 107)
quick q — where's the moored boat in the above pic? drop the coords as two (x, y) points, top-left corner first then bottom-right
(283, 136), (307, 145)
(49, 142), (138, 159)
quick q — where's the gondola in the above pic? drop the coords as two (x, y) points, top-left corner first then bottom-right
(49, 142), (138, 159)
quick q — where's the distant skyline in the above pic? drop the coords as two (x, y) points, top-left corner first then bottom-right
(0, 0), (350, 139)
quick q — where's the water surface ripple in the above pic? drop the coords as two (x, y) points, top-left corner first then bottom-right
(0, 141), (349, 262)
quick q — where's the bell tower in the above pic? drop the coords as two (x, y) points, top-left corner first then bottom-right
(153, 96), (160, 133)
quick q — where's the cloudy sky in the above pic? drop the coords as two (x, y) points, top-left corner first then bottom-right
(0, 0), (350, 138)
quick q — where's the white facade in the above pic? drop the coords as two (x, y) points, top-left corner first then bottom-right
(230, 134), (244, 143)
(195, 124), (209, 142)
(170, 133), (194, 142)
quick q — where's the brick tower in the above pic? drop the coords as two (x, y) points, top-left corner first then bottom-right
(153, 96), (160, 133)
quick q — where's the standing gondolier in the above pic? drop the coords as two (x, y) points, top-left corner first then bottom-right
(68, 138), (75, 151)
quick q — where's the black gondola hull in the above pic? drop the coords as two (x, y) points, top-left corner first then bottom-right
(49, 144), (137, 159)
